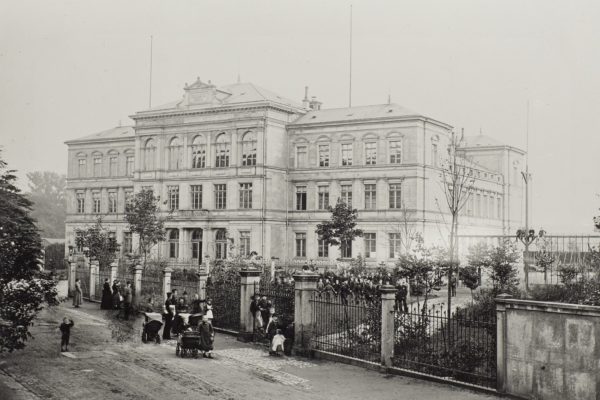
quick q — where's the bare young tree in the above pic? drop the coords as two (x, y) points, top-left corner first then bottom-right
(439, 129), (475, 326)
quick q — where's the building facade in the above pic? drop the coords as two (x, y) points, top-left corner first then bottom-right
(65, 78), (524, 265)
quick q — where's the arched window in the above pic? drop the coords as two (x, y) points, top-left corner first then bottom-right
(168, 137), (182, 170)
(143, 138), (156, 171)
(191, 135), (206, 169)
(241, 131), (257, 166)
(92, 152), (103, 177)
(108, 150), (119, 176)
(191, 229), (203, 262)
(215, 229), (227, 259)
(215, 133), (230, 168)
(168, 229), (179, 259)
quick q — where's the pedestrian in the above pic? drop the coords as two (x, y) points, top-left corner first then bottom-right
(283, 322), (294, 356)
(395, 279), (409, 313)
(451, 275), (457, 297)
(198, 315), (214, 358)
(100, 278), (112, 310)
(250, 295), (263, 331)
(163, 292), (176, 340)
(259, 296), (269, 325)
(270, 329), (285, 356)
(112, 280), (120, 309)
(205, 299), (213, 323)
(190, 293), (203, 314)
(73, 278), (82, 308)
(122, 281), (133, 320)
(59, 317), (74, 352)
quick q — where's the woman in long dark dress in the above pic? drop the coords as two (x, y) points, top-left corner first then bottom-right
(198, 315), (214, 358)
(112, 280), (121, 310)
(163, 292), (174, 340)
(101, 278), (112, 309)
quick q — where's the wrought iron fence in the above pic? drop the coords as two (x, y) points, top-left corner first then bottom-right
(206, 280), (240, 332)
(75, 266), (90, 299)
(393, 303), (497, 389)
(254, 279), (295, 326)
(140, 268), (164, 311)
(171, 269), (200, 299)
(310, 291), (382, 363)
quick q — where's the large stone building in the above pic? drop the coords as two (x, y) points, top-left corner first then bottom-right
(65, 78), (524, 265)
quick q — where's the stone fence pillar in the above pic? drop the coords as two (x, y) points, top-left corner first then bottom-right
(109, 262), (118, 285)
(198, 272), (208, 300)
(89, 260), (99, 301)
(163, 267), (173, 302)
(238, 269), (261, 342)
(69, 261), (77, 295)
(380, 285), (396, 368)
(133, 265), (143, 307)
(495, 293), (511, 394)
(292, 272), (319, 356)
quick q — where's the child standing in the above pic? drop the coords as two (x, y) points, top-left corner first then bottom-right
(60, 317), (74, 352)
(205, 299), (213, 324)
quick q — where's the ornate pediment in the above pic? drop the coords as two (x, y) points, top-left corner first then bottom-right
(180, 77), (231, 107)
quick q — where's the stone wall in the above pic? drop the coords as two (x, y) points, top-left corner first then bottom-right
(497, 298), (600, 400)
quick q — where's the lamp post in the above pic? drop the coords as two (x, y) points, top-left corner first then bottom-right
(516, 228), (545, 291)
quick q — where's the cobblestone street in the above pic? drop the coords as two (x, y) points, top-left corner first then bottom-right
(0, 301), (497, 400)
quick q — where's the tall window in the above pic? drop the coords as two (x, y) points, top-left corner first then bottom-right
(341, 143), (353, 166)
(389, 233), (401, 258)
(318, 238), (329, 258)
(241, 131), (257, 166)
(168, 186), (179, 210)
(341, 240), (352, 258)
(365, 184), (376, 210)
(295, 233), (306, 257)
(215, 133), (230, 167)
(390, 141), (402, 164)
(296, 186), (307, 210)
(365, 142), (377, 165)
(122, 232), (132, 254)
(364, 233), (377, 258)
(126, 156), (134, 176)
(318, 186), (329, 210)
(108, 191), (117, 213)
(92, 191), (101, 213)
(124, 189), (133, 212)
(239, 183), (253, 209)
(389, 183), (402, 209)
(432, 143), (438, 167)
(143, 138), (156, 171)
(341, 185), (353, 208)
(215, 229), (227, 259)
(93, 157), (102, 177)
(191, 136), (206, 169)
(318, 144), (329, 167)
(168, 137), (182, 170)
(239, 231), (251, 257)
(296, 146), (308, 168)
(78, 158), (86, 177)
(109, 156), (118, 176)
(190, 185), (203, 210)
(76, 192), (85, 213)
(215, 184), (227, 209)
(191, 229), (202, 260)
(168, 230), (179, 259)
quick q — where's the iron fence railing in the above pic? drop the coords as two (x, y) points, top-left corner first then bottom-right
(310, 291), (381, 363)
(206, 281), (240, 332)
(75, 266), (90, 299)
(393, 303), (497, 389)
(140, 269), (164, 311)
(254, 279), (295, 327)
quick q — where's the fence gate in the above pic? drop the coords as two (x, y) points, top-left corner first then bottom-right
(206, 280), (240, 332)
(75, 265), (90, 300)
(254, 280), (295, 329)
(309, 290), (381, 363)
(95, 268), (111, 302)
(393, 303), (497, 389)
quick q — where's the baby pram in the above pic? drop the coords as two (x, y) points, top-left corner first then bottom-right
(142, 312), (163, 344)
(176, 330), (201, 358)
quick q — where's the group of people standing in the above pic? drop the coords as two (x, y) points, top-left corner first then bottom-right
(100, 278), (133, 320)
(162, 289), (213, 340)
(250, 295), (294, 356)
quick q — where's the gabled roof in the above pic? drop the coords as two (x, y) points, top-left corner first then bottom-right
(65, 126), (134, 144)
(136, 80), (304, 114)
(289, 103), (447, 127)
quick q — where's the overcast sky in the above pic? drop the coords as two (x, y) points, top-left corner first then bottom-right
(1, 0), (599, 233)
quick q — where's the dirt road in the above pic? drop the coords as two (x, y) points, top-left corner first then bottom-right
(0, 301), (496, 400)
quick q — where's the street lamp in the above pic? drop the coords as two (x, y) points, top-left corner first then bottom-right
(516, 228), (545, 291)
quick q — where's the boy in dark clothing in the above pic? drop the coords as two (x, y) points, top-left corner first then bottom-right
(60, 317), (74, 352)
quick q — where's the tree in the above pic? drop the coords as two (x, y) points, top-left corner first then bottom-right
(75, 218), (120, 270)
(461, 266), (480, 301)
(26, 171), (66, 238)
(0, 151), (58, 352)
(439, 129), (475, 326)
(124, 189), (167, 267)
(487, 244), (520, 295)
(467, 242), (492, 287)
(316, 199), (363, 259)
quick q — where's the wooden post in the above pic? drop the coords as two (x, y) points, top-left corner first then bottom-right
(380, 285), (396, 368)
(292, 272), (319, 356)
(238, 269), (261, 342)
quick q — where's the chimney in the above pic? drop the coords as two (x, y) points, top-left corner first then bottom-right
(302, 86), (310, 109)
(309, 96), (322, 111)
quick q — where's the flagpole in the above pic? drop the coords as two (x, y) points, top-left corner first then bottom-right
(149, 35), (153, 108)
(349, 4), (353, 108)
